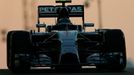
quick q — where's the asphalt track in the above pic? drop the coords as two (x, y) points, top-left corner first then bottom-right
(0, 68), (134, 75)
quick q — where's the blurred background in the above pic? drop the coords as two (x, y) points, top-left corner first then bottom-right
(0, 0), (134, 69)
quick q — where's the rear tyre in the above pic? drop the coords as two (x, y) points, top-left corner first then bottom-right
(7, 31), (31, 73)
(47, 26), (52, 32)
(97, 29), (126, 71)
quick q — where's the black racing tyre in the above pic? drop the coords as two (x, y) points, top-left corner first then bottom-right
(78, 25), (82, 32)
(97, 29), (126, 71)
(47, 26), (52, 32)
(7, 31), (31, 73)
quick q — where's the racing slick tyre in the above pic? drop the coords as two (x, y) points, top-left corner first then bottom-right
(97, 29), (126, 71)
(47, 26), (52, 32)
(7, 31), (31, 73)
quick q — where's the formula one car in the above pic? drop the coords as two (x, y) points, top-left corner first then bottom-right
(7, 0), (126, 72)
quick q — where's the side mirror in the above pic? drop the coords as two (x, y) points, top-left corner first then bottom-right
(36, 24), (46, 28)
(36, 23), (46, 32)
(84, 23), (94, 27)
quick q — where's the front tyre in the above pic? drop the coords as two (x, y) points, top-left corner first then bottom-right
(7, 31), (31, 73)
(97, 29), (126, 71)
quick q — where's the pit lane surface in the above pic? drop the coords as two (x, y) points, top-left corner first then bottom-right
(0, 68), (133, 75)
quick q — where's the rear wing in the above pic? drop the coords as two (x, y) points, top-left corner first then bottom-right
(38, 5), (84, 18)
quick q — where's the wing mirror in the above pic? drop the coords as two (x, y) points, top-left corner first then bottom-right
(36, 24), (46, 28)
(84, 23), (94, 27)
(36, 23), (46, 32)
